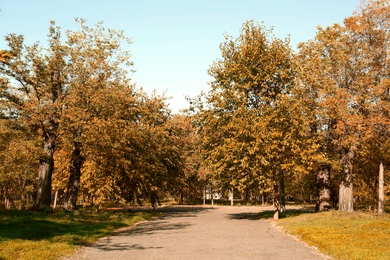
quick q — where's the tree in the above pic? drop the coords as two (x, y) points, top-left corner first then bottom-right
(296, 0), (390, 212)
(1, 23), (69, 210)
(0, 118), (38, 209)
(0, 20), (136, 211)
(190, 21), (317, 218)
(59, 19), (134, 211)
(164, 114), (203, 204)
(344, 0), (390, 213)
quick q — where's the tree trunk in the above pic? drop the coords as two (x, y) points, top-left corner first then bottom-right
(63, 140), (83, 212)
(4, 184), (15, 210)
(53, 190), (58, 209)
(19, 174), (27, 210)
(32, 134), (55, 211)
(378, 161), (385, 214)
(211, 187), (214, 205)
(179, 193), (184, 205)
(339, 147), (354, 212)
(316, 165), (332, 212)
(203, 186), (206, 205)
(279, 175), (286, 217)
(273, 182), (279, 220)
(230, 187), (234, 206)
(261, 192), (265, 205)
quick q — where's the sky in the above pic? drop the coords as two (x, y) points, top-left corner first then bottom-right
(0, 0), (361, 113)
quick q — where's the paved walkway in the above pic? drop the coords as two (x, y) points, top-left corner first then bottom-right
(66, 206), (330, 260)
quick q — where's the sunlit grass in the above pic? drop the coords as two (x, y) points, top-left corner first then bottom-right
(278, 210), (390, 260)
(0, 208), (159, 260)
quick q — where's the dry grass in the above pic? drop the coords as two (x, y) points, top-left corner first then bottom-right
(278, 210), (390, 260)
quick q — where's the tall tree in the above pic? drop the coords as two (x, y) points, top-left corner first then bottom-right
(190, 21), (316, 218)
(0, 23), (69, 210)
(0, 20), (136, 211)
(298, 22), (367, 212)
(59, 19), (134, 211)
(344, 0), (390, 213)
(297, 0), (390, 212)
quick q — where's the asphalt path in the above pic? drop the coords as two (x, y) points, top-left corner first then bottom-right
(65, 205), (330, 260)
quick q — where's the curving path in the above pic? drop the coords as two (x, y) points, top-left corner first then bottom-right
(65, 206), (330, 260)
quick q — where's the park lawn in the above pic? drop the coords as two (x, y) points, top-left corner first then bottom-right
(278, 210), (390, 260)
(0, 209), (159, 260)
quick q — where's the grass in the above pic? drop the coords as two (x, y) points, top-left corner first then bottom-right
(278, 210), (390, 260)
(0, 208), (159, 260)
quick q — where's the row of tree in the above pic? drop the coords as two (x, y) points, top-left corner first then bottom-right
(0, 20), (203, 211)
(1, 0), (389, 215)
(188, 0), (390, 218)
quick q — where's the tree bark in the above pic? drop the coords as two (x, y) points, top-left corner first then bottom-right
(378, 161), (385, 214)
(203, 186), (206, 205)
(210, 187), (214, 205)
(273, 182), (279, 220)
(316, 165), (332, 212)
(230, 187), (234, 206)
(32, 133), (55, 211)
(63, 139), (83, 212)
(279, 175), (286, 217)
(339, 147), (354, 212)
(53, 190), (58, 209)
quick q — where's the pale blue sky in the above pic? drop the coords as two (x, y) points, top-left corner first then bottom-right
(0, 0), (360, 113)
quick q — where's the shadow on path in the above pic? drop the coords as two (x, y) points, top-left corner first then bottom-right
(86, 207), (214, 252)
(128, 220), (192, 236)
(227, 206), (316, 220)
(92, 242), (163, 251)
(112, 206), (215, 237)
(129, 206), (216, 219)
(227, 212), (262, 220)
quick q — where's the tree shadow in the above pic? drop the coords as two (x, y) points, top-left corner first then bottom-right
(0, 216), (118, 243)
(91, 242), (163, 251)
(227, 207), (316, 220)
(117, 206), (215, 236)
(227, 212), (263, 220)
(261, 207), (316, 219)
(120, 206), (216, 221)
(126, 220), (192, 236)
(0, 206), (213, 246)
(77, 206), (212, 252)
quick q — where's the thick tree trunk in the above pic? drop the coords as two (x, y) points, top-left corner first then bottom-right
(339, 148), (354, 212)
(378, 161), (385, 214)
(316, 165), (332, 212)
(32, 134), (55, 211)
(63, 140), (83, 212)
(273, 182), (279, 220)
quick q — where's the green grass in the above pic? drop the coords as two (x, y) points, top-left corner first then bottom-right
(0, 208), (159, 260)
(278, 210), (390, 260)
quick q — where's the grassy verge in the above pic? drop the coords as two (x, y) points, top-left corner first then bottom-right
(278, 210), (390, 260)
(0, 208), (159, 260)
